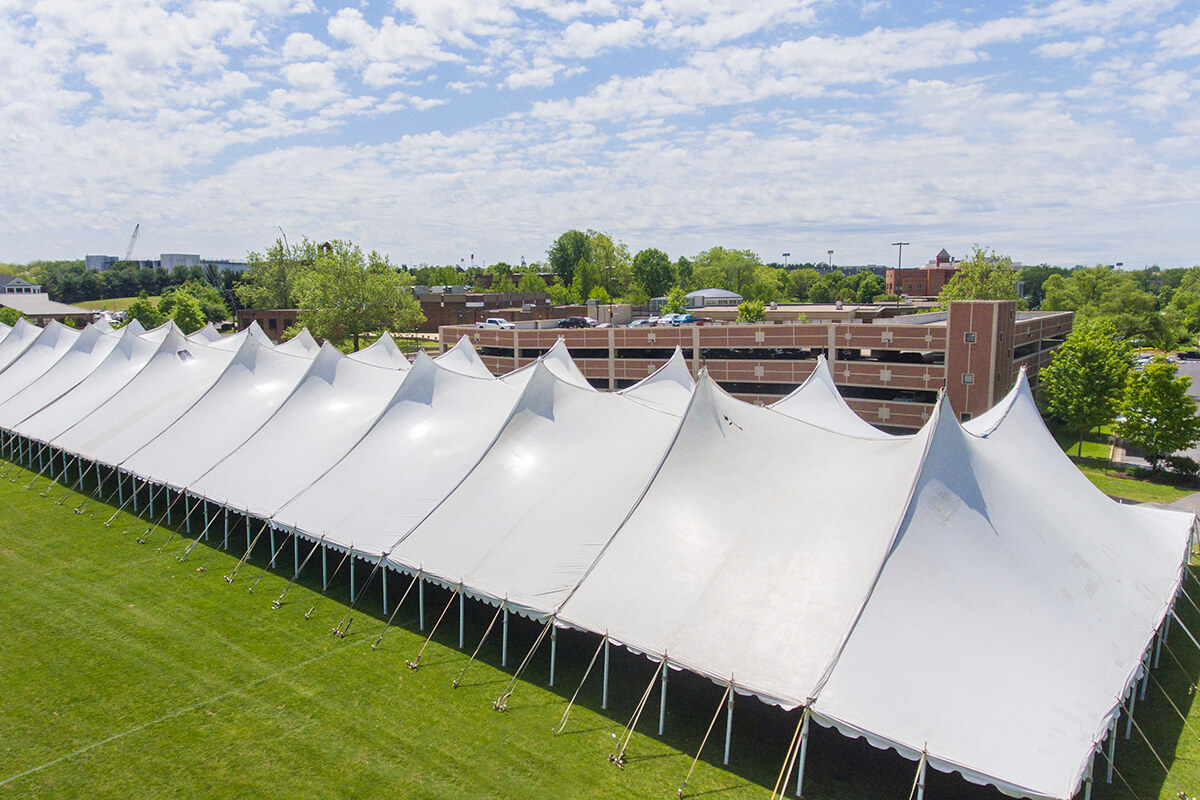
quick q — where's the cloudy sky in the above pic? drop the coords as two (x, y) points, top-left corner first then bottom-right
(2, 0), (1198, 269)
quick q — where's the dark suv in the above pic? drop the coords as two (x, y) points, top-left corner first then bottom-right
(558, 317), (595, 328)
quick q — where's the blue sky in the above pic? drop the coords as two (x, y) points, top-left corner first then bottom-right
(2, 0), (1198, 268)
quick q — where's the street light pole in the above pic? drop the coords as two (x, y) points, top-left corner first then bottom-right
(827, 250), (834, 270)
(782, 252), (790, 267)
(891, 242), (909, 307)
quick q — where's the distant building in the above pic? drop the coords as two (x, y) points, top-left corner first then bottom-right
(0, 274), (42, 294)
(885, 248), (959, 297)
(686, 288), (742, 308)
(0, 293), (91, 326)
(85, 253), (249, 273)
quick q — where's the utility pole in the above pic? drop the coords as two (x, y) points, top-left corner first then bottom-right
(892, 242), (909, 305)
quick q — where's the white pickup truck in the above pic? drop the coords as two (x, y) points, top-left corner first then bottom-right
(476, 317), (516, 329)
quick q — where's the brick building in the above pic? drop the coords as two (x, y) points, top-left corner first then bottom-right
(441, 300), (1072, 432)
(235, 308), (299, 342)
(885, 248), (958, 297)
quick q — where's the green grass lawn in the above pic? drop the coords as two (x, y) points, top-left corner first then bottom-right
(1052, 425), (1196, 505)
(1, 461), (1199, 799)
(76, 296), (161, 312)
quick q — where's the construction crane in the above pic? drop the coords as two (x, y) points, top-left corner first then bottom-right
(124, 224), (140, 261)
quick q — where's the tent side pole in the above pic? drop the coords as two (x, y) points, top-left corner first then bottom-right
(118, 472), (124, 506)
(223, 507), (229, 550)
(382, 566), (389, 615)
(723, 688), (734, 765)
(602, 638), (609, 709)
(1106, 720), (1116, 783)
(1125, 686), (1136, 739)
(795, 709), (811, 797)
(458, 592), (465, 648)
(419, 578), (426, 630)
(350, 556), (356, 602)
(269, 529), (277, 568)
(501, 607), (508, 667)
(916, 753), (927, 800)
(1139, 652), (1149, 701)
(322, 545), (327, 589)
(1083, 749), (1095, 800)
(658, 657), (667, 735)
(549, 626), (557, 687)
(1155, 628), (1163, 668)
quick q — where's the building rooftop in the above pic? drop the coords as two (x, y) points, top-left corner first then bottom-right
(0, 293), (90, 316)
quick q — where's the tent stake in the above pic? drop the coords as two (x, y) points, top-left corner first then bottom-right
(678, 681), (734, 797)
(371, 571), (420, 650)
(723, 687), (734, 765)
(274, 534), (326, 607)
(333, 551), (389, 637)
(224, 519), (271, 583)
(305, 544), (354, 619)
(150, 489), (191, 550)
(453, 600), (505, 687)
(104, 474), (139, 527)
(555, 634), (607, 734)
(249, 526), (296, 593)
(407, 584), (462, 669)
(494, 616), (555, 712)
(609, 659), (664, 766)
(177, 506), (223, 562)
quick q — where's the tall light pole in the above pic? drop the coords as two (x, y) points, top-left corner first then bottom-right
(782, 252), (790, 267)
(892, 242), (909, 306)
(827, 250), (834, 270)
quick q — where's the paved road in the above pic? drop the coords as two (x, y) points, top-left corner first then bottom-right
(1167, 357), (1200, 462)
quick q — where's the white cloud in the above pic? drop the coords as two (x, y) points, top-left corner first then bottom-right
(1157, 14), (1200, 58)
(1034, 35), (1106, 58)
(283, 32), (330, 60)
(557, 18), (644, 58)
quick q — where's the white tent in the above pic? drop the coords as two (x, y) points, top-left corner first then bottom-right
(618, 347), (695, 414)
(0, 322), (81, 405)
(810, 375), (1192, 799)
(0, 318), (43, 373)
(187, 323), (222, 344)
(12, 325), (165, 445)
(770, 355), (893, 439)
(48, 327), (241, 467)
(0, 321), (10, 341)
(275, 328), (320, 356)
(391, 356), (692, 617)
(121, 334), (317, 489)
(271, 350), (521, 555)
(186, 343), (409, 518)
(435, 334), (493, 378)
(500, 338), (594, 391)
(0, 324), (123, 429)
(347, 333), (411, 370)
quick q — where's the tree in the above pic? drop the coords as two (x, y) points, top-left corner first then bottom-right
(787, 268), (820, 301)
(166, 289), (206, 334)
(661, 286), (688, 314)
(675, 256), (694, 291)
(547, 230), (592, 287)
(124, 291), (164, 329)
(1116, 358), (1200, 472)
(587, 230), (632, 295)
(1038, 319), (1132, 456)
(588, 286), (611, 303)
(808, 271), (843, 304)
(1020, 265), (1071, 309)
(1042, 266), (1176, 346)
(547, 284), (576, 305)
(517, 272), (549, 293)
(0, 307), (21, 326)
(570, 259), (602, 303)
(169, 279), (229, 323)
(291, 241), (425, 351)
(237, 237), (312, 309)
(631, 248), (674, 298)
(854, 272), (885, 303)
(737, 299), (765, 322)
(937, 245), (1021, 305)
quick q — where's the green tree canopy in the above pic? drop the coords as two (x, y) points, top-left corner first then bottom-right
(0, 307), (21, 326)
(937, 246), (1022, 305)
(854, 272), (886, 303)
(1042, 266), (1176, 346)
(661, 286), (688, 314)
(569, 259), (602, 303)
(586, 230), (632, 295)
(737, 299), (765, 322)
(517, 272), (549, 293)
(547, 230), (592, 287)
(787, 268), (820, 301)
(1165, 267), (1200, 333)
(1037, 318), (1132, 455)
(169, 279), (229, 323)
(237, 237), (313, 309)
(631, 248), (674, 298)
(291, 241), (425, 351)
(165, 289), (207, 334)
(1116, 358), (1200, 471)
(124, 290), (164, 329)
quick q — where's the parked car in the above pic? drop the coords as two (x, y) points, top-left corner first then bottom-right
(892, 391), (919, 403)
(476, 317), (515, 329)
(690, 317), (715, 326)
(558, 316), (596, 328)
(655, 313), (687, 326)
(1179, 350), (1200, 360)
(629, 318), (658, 327)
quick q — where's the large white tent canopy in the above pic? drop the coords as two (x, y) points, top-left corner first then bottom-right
(0, 321), (1191, 800)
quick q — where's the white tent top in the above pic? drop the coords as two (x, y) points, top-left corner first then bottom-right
(617, 347), (695, 415)
(0, 324), (123, 429)
(92, 320), (114, 334)
(434, 335), (493, 378)
(501, 338), (594, 391)
(0, 322), (81, 406)
(393, 359), (689, 617)
(0, 318), (43, 374)
(50, 327), (241, 467)
(769, 355), (892, 439)
(139, 320), (181, 343)
(347, 333), (411, 370)
(0, 321), (10, 341)
(274, 328), (320, 356)
(187, 343), (409, 517)
(123, 319), (146, 335)
(121, 335), (317, 489)
(13, 326), (164, 444)
(272, 350), (520, 554)
(187, 323), (221, 344)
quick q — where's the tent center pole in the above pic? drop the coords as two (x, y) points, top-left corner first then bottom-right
(602, 639), (609, 710)
(723, 688), (734, 765)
